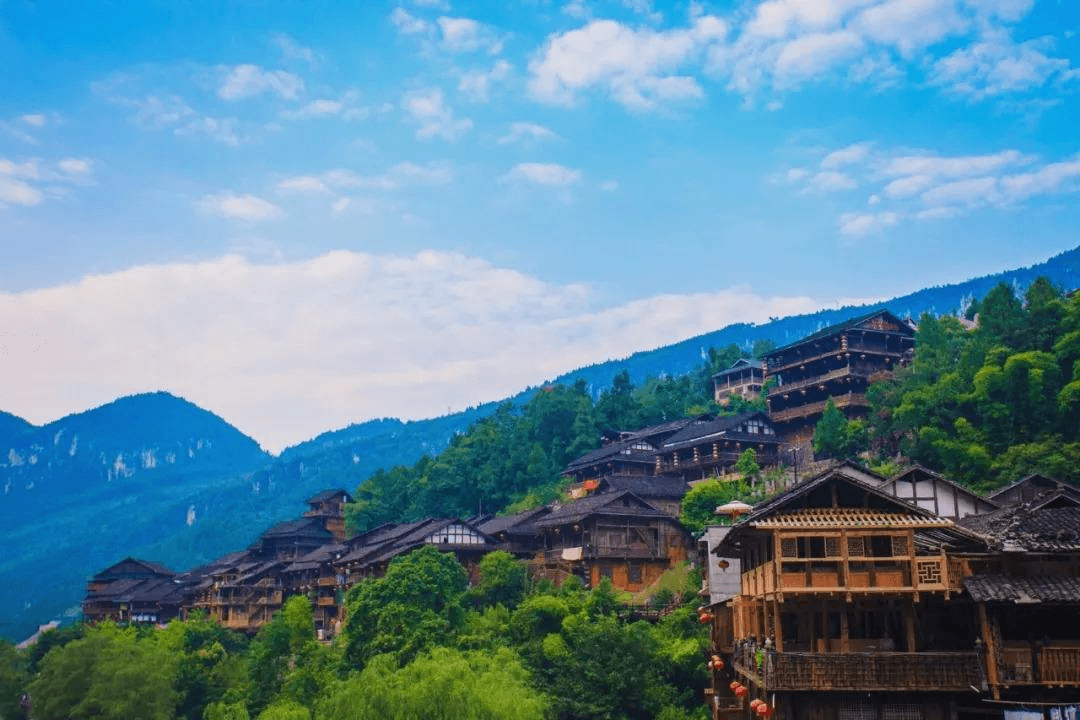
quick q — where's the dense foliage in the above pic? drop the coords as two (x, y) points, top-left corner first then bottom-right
(14, 549), (709, 720)
(819, 277), (1080, 490)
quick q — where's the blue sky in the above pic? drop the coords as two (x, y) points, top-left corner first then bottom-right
(2, 0), (1079, 452)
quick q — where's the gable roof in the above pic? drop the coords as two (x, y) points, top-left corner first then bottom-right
(92, 557), (176, 581)
(879, 464), (999, 516)
(596, 474), (690, 499)
(306, 488), (353, 505)
(965, 574), (1080, 604)
(535, 490), (676, 527)
(712, 358), (763, 379)
(258, 517), (333, 540)
(958, 505), (1080, 553)
(660, 411), (778, 450)
(767, 309), (914, 356)
(718, 467), (987, 555)
(985, 474), (1080, 506)
(478, 506), (553, 536)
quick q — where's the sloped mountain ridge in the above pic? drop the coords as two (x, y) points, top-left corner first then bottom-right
(2, 246), (1079, 641)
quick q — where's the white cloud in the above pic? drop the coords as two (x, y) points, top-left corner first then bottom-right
(277, 176), (332, 194)
(0, 177), (43, 206)
(58, 158), (92, 176)
(0, 251), (848, 452)
(498, 121), (560, 145)
(528, 15), (727, 110)
(999, 155), (1080, 201)
(21, 114), (47, 127)
(881, 149), (1031, 179)
(501, 162), (583, 186)
(391, 8), (433, 35)
(437, 16), (503, 53)
(930, 33), (1071, 100)
(271, 33), (319, 67)
(600, 180), (619, 191)
(198, 192), (284, 221)
(218, 64), (305, 101)
(562, 0), (590, 19)
(281, 91), (368, 120)
(806, 170), (857, 191)
(920, 175), (997, 207)
(0, 158), (40, 179)
(820, 142), (872, 168)
(838, 210), (899, 235)
(96, 88), (242, 145)
(773, 31), (865, 87)
(402, 88), (472, 140)
(458, 60), (512, 102)
(331, 197), (352, 215)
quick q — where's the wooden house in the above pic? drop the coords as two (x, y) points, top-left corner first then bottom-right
(708, 467), (992, 720)
(188, 556), (285, 632)
(655, 412), (780, 481)
(477, 506), (552, 556)
(279, 543), (348, 636)
(83, 557), (184, 624)
(713, 359), (765, 406)
(985, 474), (1080, 508)
(958, 501), (1080, 702)
(594, 475), (690, 517)
(563, 416), (710, 483)
(877, 465), (999, 520)
(763, 310), (915, 446)
(303, 489), (353, 542)
(533, 490), (693, 591)
(250, 518), (335, 561)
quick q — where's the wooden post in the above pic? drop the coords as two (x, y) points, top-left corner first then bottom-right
(903, 605), (916, 652)
(840, 606), (850, 653)
(773, 599), (784, 652)
(977, 602), (1000, 699)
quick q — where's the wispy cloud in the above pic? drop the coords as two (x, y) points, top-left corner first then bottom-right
(218, 64), (305, 101)
(198, 192), (284, 221)
(458, 60), (512, 102)
(271, 33), (320, 67)
(402, 88), (472, 140)
(497, 121), (560, 145)
(501, 162), (583, 186)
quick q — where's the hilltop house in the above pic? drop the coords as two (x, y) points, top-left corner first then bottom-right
(713, 358), (765, 406)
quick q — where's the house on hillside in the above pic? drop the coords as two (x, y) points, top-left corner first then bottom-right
(476, 506), (552, 557)
(713, 358), (765, 406)
(985, 474), (1080, 508)
(763, 309), (915, 446)
(250, 518), (335, 561)
(533, 490), (693, 592)
(83, 557), (185, 624)
(563, 416), (710, 483)
(303, 489), (352, 542)
(188, 556), (285, 632)
(654, 412), (780, 482)
(877, 465), (998, 520)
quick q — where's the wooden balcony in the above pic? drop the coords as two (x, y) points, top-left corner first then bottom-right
(740, 556), (958, 597)
(318, 576), (338, 587)
(1000, 644), (1080, 686)
(316, 596), (336, 607)
(658, 450), (780, 474)
(768, 393), (868, 424)
(733, 646), (985, 692)
(767, 367), (872, 399)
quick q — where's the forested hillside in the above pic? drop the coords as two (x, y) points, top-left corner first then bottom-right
(0, 548), (710, 720)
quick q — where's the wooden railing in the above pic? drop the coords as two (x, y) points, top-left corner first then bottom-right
(733, 645), (985, 692)
(658, 451), (780, 473)
(1000, 645), (1080, 686)
(740, 556), (956, 596)
(769, 393), (868, 423)
(768, 367), (872, 398)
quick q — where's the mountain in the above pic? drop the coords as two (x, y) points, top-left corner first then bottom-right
(3, 246), (1080, 641)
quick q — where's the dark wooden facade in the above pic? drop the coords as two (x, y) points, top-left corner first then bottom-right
(713, 359), (764, 406)
(83, 558), (184, 624)
(534, 490), (693, 592)
(763, 310), (915, 446)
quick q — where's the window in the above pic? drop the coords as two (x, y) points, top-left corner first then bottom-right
(629, 563), (642, 583)
(600, 563), (613, 579)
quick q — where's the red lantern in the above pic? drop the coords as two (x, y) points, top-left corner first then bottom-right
(759, 705), (773, 717)
(699, 613), (713, 624)
(711, 654), (722, 664)
(714, 659), (724, 670)
(750, 699), (763, 711)
(729, 681), (739, 691)
(735, 686), (749, 698)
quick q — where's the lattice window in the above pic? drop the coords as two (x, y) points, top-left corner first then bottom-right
(838, 702), (875, 720)
(847, 537), (865, 557)
(781, 537), (798, 558)
(891, 535), (909, 556)
(916, 559), (942, 585)
(825, 536), (841, 557)
(882, 704), (922, 720)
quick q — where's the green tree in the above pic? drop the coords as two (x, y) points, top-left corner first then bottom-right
(734, 448), (761, 488)
(248, 596), (322, 715)
(813, 399), (852, 459)
(466, 551), (528, 611)
(678, 478), (745, 534)
(341, 546), (468, 669)
(316, 648), (547, 720)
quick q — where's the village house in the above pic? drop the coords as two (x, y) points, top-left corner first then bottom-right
(702, 464), (1080, 720)
(713, 359), (765, 406)
(763, 309), (915, 447)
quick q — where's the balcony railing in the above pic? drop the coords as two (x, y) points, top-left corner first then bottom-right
(733, 645), (986, 692)
(767, 367), (872, 398)
(769, 393), (868, 424)
(657, 451), (780, 473)
(1000, 645), (1080, 686)
(740, 557), (958, 596)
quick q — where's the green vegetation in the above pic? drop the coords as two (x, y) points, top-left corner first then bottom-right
(15, 549), (708, 720)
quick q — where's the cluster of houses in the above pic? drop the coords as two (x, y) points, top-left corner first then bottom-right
(82, 308), (1080, 716)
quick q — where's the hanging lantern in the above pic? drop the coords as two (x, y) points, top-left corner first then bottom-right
(729, 681), (739, 691)
(759, 705), (773, 717)
(713, 659), (724, 670)
(699, 613), (713, 624)
(735, 686), (749, 698)
(750, 699), (764, 712)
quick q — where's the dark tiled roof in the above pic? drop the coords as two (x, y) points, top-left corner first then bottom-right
(597, 474), (689, 499)
(712, 358), (764, 379)
(985, 474), (1080, 506)
(767, 309), (913, 356)
(259, 518), (333, 540)
(661, 411), (778, 450)
(92, 557), (176, 581)
(306, 488), (353, 504)
(563, 439), (656, 471)
(959, 505), (1080, 552)
(965, 574), (1080, 603)
(535, 491), (674, 527)
(478, 506), (552, 536)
